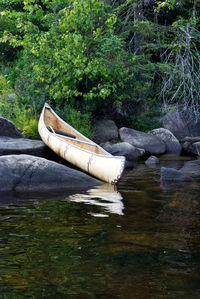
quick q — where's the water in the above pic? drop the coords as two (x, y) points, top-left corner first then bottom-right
(0, 157), (200, 298)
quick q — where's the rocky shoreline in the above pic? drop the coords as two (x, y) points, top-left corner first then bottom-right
(1, 109), (200, 194)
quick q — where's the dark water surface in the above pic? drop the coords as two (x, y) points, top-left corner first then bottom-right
(0, 157), (200, 298)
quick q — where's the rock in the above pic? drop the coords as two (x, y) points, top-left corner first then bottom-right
(145, 155), (160, 166)
(124, 160), (134, 169)
(188, 142), (200, 156)
(103, 142), (144, 161)
(0, 155), (100, 193)
(119, 127), (166, 155)
(180, 160), (200, 178)
(161, 110), (200, 140)
(161, 167), (193, 183)
(0, 137), (52, 157)
(7, 93), (17, 103)
(150, 128), (182, 155)
(0, 117), (23, 138)
(93, 120), (118, 143)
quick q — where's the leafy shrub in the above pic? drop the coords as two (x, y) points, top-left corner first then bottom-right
(0, 100), (39, 139)
(56, 104), (93, 139)
(130, 109), (161, 132)
(0, 75), (14, 102)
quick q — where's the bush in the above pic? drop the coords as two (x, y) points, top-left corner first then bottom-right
(0, 100), (40, 139)
(0, 75), (14, 102)
(56, 104), (93, 139)
(129, 109), (161, 132)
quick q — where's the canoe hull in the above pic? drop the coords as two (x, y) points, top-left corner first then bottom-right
(38, 104), (125, 184)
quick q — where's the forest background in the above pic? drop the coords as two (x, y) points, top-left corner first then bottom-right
(0, 0), (200, 139)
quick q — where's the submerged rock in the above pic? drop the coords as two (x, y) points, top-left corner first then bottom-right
(119, 127), (166, 155)
(145, 155), (160, 166)
(160, 159), (200, 184)
(180, 160), (200, 178)
(161, 167), (193, 183)
(0, 154), (100, 193)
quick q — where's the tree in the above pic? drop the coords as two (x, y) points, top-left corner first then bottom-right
(1, 0), (157, 125)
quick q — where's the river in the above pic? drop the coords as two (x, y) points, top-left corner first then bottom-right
(0, 156), (200, 298)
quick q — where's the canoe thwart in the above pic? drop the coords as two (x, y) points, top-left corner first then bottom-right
(47, 126), (76, 139)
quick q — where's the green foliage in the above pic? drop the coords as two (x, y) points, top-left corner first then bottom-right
(156, 0), (176, 12)
(0, 0), (158, 125)
(0, 0), (200, 134)
(0, 100), (39, 139)
(56, 104), (93, 139)
(0, 75), (14, 101)
(129, 109), (161, 132)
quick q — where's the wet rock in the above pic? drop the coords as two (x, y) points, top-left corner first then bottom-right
(150, 128), (182, 155)
(161, 167), (193, 182)
(0, 117), (23, 138)
(93, 120), (118, 143)
(180, 160), (200, 178)
(103, 142), (144, 161)
(145, 155), (160, 166)
(119, 127), (166, 155)
(0, 154), (100, 193)
(161, 110), (200, 140)
(0, 137), (52, 157)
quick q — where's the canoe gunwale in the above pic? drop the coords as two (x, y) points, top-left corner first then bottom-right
(50, 132), (101, 147)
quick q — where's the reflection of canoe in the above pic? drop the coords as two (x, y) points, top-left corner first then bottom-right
(68, 183), (124, 216)
(38, 103), (125, 184)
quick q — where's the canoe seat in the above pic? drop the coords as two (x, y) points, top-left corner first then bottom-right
(47, 126), (76, 139)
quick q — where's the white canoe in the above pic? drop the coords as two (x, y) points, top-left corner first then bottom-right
(38, 103), (125, 184)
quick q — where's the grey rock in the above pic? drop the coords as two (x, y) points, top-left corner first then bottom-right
(0, 154), (100, 193)
(188, 142), (200, 156)
(0, 137), (51, 157)
(94, 120), (118, 143)
(161, 110), (200, 140)
(145, 155), (160, 166)
(7, 93), (17, 103)
(180, 160), (200, 178)
(0, 117), (23, 138)
(119, 127), (166, 155)
(103, 142), (144, 161)
(150, 128), (182, 155)
(124, 160), (134, 169)
(161, 167), (193, 182)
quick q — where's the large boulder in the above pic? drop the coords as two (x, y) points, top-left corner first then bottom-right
(0, 117), (23, 138)
(161, 110), (200, 140)
(0, 155), (100, 193)
(149, 128), (182, 155)
(161, 167), (193, 183)
(93, 120), (118, 143)
(180, 160), (200, 178)
(103, 142), (144, 161)
(0, 137), (52, 157)
(119, 127), (166, 155)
